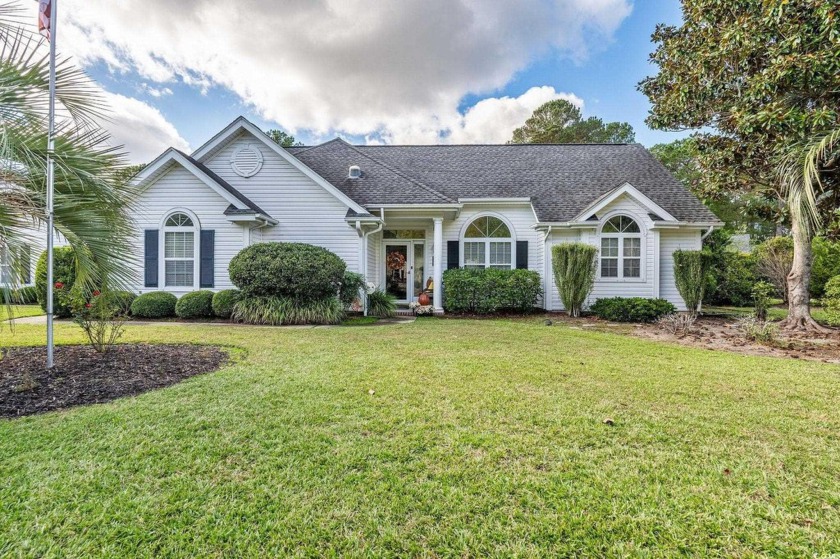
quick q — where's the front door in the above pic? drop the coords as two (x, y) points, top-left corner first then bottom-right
(384, 241), (425, 303)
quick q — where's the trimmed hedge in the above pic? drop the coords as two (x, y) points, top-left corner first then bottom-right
(35, 246), (76, 318)
(590, 297), (677, 323)
(824, 275), (840, 327)
(130, 291), (177, 319)
(176, 290), (215, 319)
(229, 242), (346, 301)
(443, 268), (542, 314)
(212, 289), (242, 319)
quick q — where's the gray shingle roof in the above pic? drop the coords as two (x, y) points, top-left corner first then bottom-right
(288, 140), (719, 223)
(176, 150), (273, 218)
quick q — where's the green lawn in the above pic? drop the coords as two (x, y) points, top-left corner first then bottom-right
(0, 305), (44, 321)
(1, 319), (839, 557)
(704, 304), (830, 323)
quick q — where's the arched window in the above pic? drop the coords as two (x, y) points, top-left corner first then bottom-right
(599, 215), (642, 279)
(462, 215), (514, 270)
(163, 211), (198, 287)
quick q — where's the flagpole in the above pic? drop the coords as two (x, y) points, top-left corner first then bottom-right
(45, 0), (57, 369)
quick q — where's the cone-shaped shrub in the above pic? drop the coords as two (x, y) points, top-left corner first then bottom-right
(551, 243), (597, 318)
(673, 249), (711, 315)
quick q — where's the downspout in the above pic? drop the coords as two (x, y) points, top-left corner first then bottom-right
(542, 226), (552, 310)
(361, 209), (385, 316)
(701, 225), (716, 241)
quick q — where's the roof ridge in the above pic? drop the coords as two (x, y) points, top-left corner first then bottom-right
(354, 142), (636, 147)
(337, 141), (456, 204)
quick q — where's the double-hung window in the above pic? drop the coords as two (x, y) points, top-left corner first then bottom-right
(600, 215), (642, 279)
(163, 212), (197, 287)
(462, 216), (513, 270)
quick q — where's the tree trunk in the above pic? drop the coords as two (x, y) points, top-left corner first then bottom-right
(781, 217), (831, 331)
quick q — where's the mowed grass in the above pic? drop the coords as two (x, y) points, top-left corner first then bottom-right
(1, 319), (839, 558)
(0, 305), (43, 321)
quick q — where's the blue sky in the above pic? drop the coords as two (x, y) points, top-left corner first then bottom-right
(50, 0), (690, 162)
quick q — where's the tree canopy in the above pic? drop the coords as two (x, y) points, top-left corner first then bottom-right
(265, 129), (303, 147)
(510, 100), (635, 144)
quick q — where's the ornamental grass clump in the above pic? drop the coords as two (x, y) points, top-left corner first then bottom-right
(673, 249), (711, 316)
(231, 296), (344, 325)
(551, 243), (597, 318)
(367, 289), (397, 318)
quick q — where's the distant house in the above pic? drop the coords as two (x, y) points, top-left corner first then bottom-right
(117, 117), (720, 312)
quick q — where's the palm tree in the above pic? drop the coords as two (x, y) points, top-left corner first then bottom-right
(0, 6), (135, 300)
(778, 127), (840, 331)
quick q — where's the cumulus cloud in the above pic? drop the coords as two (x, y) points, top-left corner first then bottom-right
(97, 91), (190, 163)
(47, 0), (631, 144)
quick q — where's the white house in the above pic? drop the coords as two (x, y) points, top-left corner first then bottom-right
(125, 116), (721, 312)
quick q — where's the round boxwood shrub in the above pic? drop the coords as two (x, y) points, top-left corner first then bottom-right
(35, 246), (76, 317)
(130, 291), (177, 319)
(229, 242), (346, 300)
(590, 297), (677, 323)
(176, 290), (215, 319)
(212, 289), (241, 319)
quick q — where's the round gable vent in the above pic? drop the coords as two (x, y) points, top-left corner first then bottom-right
(230, 144), (264, 178)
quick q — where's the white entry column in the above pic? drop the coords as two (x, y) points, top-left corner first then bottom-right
(432, 217), (443, 313)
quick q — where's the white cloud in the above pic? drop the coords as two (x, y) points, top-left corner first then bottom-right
(47, 0), (631, 144)
(97, 91), (190, 163)
(140, 83), (173, 98)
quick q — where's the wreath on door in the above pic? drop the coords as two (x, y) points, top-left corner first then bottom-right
(386, 251), (407, 271)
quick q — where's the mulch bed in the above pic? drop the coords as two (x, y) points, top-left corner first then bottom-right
(0, 344), (227, 419)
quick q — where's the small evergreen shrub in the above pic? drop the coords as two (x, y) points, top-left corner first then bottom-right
(751, 281), (774, 321)
(212, 289), (241, 319)
(176, 290), (215, 319)
(737, 316), (778, 344)
(367, 289), (396, 318)
(339, 271), (366, 309)
(232, 295), (344, 325)
(590, 297), (677, 323)
(551, 243), (597, 318)
(130, 291), (177, 318)
(229, 242), (346, 300)
(823, 275), (840, 327)
(13, 286), (39, 304)
(673, 250), (710, 315)
(35, 246), (76, 317)
(706, 251), (757, 306)
(442, 268), (542, 314)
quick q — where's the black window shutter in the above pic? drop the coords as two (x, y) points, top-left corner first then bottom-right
(144, 230), (159, 287)
(200, 230), (215, 288)
(447, 241), (460, 270)
(516, 241), (528, 269)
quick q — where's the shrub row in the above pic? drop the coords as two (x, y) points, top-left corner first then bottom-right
(590, 297), (677, 323)
(128, 289), (243, 319)
(442, 268), (542, 314)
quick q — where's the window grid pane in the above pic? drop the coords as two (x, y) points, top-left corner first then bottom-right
(623, 238), (641, 258)
(601, 259), (618, 277)
(165, 260), (194, 287)
(463, 242), (485, 268)
(623, 258), (641, 278)
(165, 232), (194, 258)
(601, 238), (618, 257)
(489, 242), (511, 267)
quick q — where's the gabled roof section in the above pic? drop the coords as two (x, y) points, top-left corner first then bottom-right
(132, 148), (275, 223)
(286, 142), (721, 224)
(572, 182), (677, 223)
(189, 116), (369, 215)
(289, 138), (455, 206)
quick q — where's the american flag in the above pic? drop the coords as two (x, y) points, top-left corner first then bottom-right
(36, 0), (51, 40)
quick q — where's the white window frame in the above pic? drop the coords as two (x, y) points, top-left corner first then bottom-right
(597, 212), (646, 282)
(459, 213), (516, 270)
(159, 209), (200, 290)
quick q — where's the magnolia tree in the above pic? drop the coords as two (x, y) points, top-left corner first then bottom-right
(640, 0), (840, 331)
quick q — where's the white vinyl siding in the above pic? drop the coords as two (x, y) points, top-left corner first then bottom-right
(203, 130), (361, 273)
(659, 229), (703, 310)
